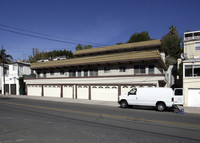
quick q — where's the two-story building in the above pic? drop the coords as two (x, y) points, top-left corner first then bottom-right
(25, 40), (169, 102)
(1, 61), (31, 95)
(183, 31), (200, 107)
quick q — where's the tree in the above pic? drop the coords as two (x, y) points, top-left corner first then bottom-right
(161, 26), (182, 59)
(127, 31), (151, 43)
(0, 46), (13, 94)
(75, 44), (93, 51)
(76, 44), (83, 51)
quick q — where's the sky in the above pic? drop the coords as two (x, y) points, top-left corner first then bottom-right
(0, 0), (200, 60)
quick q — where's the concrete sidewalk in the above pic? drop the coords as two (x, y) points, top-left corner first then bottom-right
(0, 94), (200, 114)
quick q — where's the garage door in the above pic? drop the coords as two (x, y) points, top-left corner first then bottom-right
(44, 85), (61, 97)
(28, 85), (42, 96)
(188, 89), (200, 107)
(63, 85), (73, 98)
(91, 86), (118, 101)
(77, 85), (89, 99)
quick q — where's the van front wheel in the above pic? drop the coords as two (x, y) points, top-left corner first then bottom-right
(156, 103), (166, 112)
(120, 100), (128, 108)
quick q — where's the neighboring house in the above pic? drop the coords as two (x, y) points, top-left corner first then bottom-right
(183, 30), (200, 107)
(24, 40), (169, 102)
(1, 61), (31, 95)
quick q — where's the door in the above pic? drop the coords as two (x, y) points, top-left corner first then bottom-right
(126, 88), (138, 105)
(11, 84), (16, 95)
(174, 88), (184, 105)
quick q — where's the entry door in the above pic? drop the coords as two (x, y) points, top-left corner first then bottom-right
(11, 84), (16, 95)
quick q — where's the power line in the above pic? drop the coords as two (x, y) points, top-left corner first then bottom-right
(0, 24), (108, 47)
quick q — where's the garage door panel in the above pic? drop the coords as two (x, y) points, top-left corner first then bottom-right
(44, 85), (61, 97)
(63, 85), (73, 98)
(28, 85), (42, 96)
(91, 86), (118, 101)
(77, 85), (88, 99)
(188, 89), (200, 107)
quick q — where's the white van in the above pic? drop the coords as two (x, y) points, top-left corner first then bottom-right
(118, 87), (184, 111)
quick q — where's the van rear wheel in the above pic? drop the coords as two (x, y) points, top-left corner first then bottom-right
(156, 103), (166, 112)
(120, 100), (128, 108)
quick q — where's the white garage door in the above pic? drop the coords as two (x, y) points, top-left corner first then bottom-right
(77, 85), (89, 99)
(188, 89), (200, 107)
(28, 85), (42, 96)
(91, 86), (118, 101)
(44, 85), (61, 97)
(63, 85), (73, 98)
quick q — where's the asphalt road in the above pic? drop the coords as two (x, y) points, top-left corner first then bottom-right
(0, 97), (200, 143)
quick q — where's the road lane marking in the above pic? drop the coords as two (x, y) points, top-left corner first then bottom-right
(1, 101), (200, 128)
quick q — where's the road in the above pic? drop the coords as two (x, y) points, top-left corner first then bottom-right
(0, 97), (200, 143)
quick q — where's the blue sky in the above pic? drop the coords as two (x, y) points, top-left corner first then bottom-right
(0, 0), (200, 60)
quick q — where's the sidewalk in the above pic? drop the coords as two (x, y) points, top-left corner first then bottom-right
(0, 94), (200, 114)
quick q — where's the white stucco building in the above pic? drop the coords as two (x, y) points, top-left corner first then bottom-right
(1, 61), (31, 95)
(25, 40), (170, 102)
(183, 31), (200, 107)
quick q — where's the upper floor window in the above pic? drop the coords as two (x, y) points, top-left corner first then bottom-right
(90, 68), (98, 76)
(60, 69), (65, 75)
(185, 65), (200, 77)
(50, 70), (54, 75)
(195, 43), (200, 51)
(148, 65), (154, 74)
(84, 69), (88, 77)
(185, 65), (192, 77)
(104, 67), (110, 73)
(134, 65), (145, 75)
(119, 66), (126, 72)
(69, 70), (76, 77)
(77, 70), (81, 77)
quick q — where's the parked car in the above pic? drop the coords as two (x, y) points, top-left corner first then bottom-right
(118, 87), (184, 111)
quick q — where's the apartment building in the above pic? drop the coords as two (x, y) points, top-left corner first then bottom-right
(1, 61), (31, 95)
(25, 40), (169, 102)
(183, 31), (200, 107)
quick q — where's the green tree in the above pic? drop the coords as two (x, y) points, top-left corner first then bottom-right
(19, 77), (26, 95)
(76, 44), (83, 51)
(127, 31), (151, 43)
(161, 26), (182, 59)
(0, 46), (13, 94)
(84, 45), (92, 49)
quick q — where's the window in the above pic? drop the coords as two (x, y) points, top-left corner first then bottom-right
(194, 65), (200, 76)
(175, 89), (183, 96)
(50, 70), (54, 75)
(185, 65), (192, 77)
(60, 70), (65, 75)
(77, 70), (81, 77)
(104, 67), (110, 73)
(148, 65), (154, 74)
(128, 88), (137, 95)
(13, 65), (17, 71)
(119, 66), (126, 72)
(69, 70), (76, 77)
(90, 68), (98, 76)
(195, 43), (200, 51)
(84, 69), (88, 77)
(43, 71), (46, 78)
(134, 65), (146, 75)
(185, 65), (200, 77)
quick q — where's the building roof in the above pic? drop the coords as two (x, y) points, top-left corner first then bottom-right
(74, 40), (161, 56)
(31, 50), (167, 70)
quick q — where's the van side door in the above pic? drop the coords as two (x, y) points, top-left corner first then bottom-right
(174, 88), (184, 105)
(127, 88), (138, 105)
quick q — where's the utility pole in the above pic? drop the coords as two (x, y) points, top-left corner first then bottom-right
(1, 46), (5, 95)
